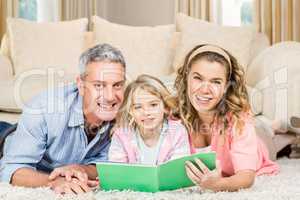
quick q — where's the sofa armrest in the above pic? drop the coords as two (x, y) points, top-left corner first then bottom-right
(246, 41), (300, 86)
(246, 85), (263, 115)
(254, 115), (277, 161)
(255, 114), (298, 160)
(246, 42), (300, 132)
(0, 54), (13, 81)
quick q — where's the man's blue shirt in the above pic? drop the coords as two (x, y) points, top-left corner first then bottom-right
(0, 83), (112, 182)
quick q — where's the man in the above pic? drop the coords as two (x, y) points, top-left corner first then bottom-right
(0, 44), (126, 194)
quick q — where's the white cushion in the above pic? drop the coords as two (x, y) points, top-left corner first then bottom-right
(0, 75), (76, 112)
(1, 32), (95, 62)
(92, 16), (176, 80)
(7, 18), (88, 75)
(0, 79), (23, 112)
(174, 13), (255, 72)
(0, 55), (13, 81)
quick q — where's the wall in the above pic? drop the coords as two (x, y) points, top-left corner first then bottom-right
(105, 0), (175, 26)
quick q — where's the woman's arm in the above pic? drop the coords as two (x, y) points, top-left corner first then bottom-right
(185, 158), (255, 192)
(201, 170), (255, 192)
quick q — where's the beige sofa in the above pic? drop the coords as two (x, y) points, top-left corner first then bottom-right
(0, 14), (298, 160)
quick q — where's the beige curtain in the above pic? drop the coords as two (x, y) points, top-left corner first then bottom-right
(0, 0), (18, 41)
(59, 0), (106, 29)
(255, 0), (300, 44)
(59, 0), (99, 20)
(175, 0), (214, 22)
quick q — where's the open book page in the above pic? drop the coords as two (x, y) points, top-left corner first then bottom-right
(96, 152), (216, 192)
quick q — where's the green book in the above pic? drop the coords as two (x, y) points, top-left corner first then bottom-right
(96, 152), (216, 192)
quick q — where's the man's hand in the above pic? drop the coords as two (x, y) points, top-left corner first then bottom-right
(48, 164), (99, 190)
(48, 176), (92, 194)
(49, 164), (88, 183)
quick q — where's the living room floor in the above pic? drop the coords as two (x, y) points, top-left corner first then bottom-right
(0, 157), (299, 200)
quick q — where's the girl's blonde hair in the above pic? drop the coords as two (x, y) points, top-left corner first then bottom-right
(115, 74), (177, 130)
(175, 44), (251, 135)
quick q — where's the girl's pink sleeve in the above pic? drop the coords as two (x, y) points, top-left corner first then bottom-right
(230, 118), (258, 173)
(108, 129), (129, 163)
(169, 122), (191, 160)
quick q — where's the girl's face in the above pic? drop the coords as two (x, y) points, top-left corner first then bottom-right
(131, 89), (165, 133)
(187, 59), (227, 114)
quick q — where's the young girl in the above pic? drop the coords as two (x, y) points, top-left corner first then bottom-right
(108, 74), (190, 165)
(175, 44), (279, 191)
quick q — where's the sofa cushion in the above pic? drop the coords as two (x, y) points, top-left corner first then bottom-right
(83, 32), (95, 51)
(92, 16), (176, 80)
(1, 32), (94, 63)
(0, 75), (76, 112)
(173, 13), (255, 72)
(0, 55), (13, 81)
(248, 33), (270, 65)
(7, 18), (88, 75)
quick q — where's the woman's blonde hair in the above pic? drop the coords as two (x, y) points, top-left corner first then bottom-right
(175, 44), (251, 135)
(115, 74), (177, 130)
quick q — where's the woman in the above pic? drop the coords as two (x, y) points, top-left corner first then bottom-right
(175, 44), (279, 192)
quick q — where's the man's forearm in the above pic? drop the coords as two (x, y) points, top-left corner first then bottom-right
(11, 168), (50, 187)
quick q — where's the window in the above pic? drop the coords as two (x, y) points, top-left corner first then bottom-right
(18, 0), (59, 22)
(19, 0), (37, 21)
(221, 0), (253, 26)
(240, 0), (253, 25)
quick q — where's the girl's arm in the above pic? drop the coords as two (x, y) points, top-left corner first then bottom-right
(169, 122), (191, 159)
(108, 131), (129, 163)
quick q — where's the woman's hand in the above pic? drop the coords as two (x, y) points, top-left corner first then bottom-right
(185, 158), (256, 192)
(185, 158), (222, 192)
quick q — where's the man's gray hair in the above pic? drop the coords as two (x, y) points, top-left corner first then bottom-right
(78, 43), (126, 78)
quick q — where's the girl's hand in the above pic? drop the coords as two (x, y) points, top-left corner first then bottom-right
(185, 158), (222, 191)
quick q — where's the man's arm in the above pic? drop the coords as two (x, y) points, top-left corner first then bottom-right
(11, 168), (49, 187)
(0, 116), (48, 184)
(12, 167), (92, 194)
(49, 125), (113, 184)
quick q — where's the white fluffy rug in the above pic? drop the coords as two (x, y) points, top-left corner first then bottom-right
(0, 158), (299, 200)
